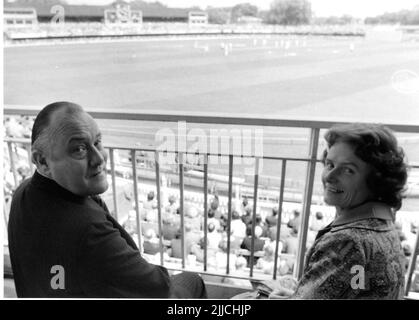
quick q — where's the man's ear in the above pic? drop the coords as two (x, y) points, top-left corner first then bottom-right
(32, 150), (51, 177)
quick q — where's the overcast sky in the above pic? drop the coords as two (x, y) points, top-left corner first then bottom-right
(66, 0), (419, 18)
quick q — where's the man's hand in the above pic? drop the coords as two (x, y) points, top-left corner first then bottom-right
(231, 291), (259, 299)
(263, 275), (297, 299)
(269, 287), (295, 299)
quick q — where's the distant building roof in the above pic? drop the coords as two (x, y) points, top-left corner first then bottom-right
(237, 16), (262, 23)
(4, 0), (194, 19)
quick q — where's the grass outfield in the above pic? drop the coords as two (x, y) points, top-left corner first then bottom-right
(5, 36), (419, 121)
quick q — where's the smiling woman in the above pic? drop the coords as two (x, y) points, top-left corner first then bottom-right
(322, 141), (374, 213)
(269, 123), (409, 299)
(322, 123), (408, 211)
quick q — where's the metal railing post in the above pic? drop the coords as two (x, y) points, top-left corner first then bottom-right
(7, 142), (19, 187)
(405, 227), (419, 296)
(295, 128), (320, 280)
(25, 143), (34, 174)
(203, 154), (209, 272)
(273, 160), (286, 280)
(249, 157), (259, 278)
(226, 154), (233, 274)
(131, 150), (142, 253)
(154, 151), (165, 266)
(109, 148), (119, 222)
(178, 152), (186, 269)
(4, 197), (11, 228)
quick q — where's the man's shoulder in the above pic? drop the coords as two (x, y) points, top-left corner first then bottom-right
(11, 177), (33, 199)
(13, 181), (109, 228)
(75, 196), (111, 226)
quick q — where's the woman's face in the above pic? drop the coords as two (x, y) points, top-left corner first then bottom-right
(322, 141), (373, 211)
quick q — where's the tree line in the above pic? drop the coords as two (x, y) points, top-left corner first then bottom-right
(206, 0), (419, 26)
(365, 8), (419, 25)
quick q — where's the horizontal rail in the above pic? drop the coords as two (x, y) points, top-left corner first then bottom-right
(155, 264), (284, 283)
(4, 29), (366, 43)
(5, 31), (366, 41)
(5, 105), (419, 133)
(5, 136), (419, 170)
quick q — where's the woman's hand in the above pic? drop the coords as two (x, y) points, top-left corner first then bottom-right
(269, 287), (295, 299)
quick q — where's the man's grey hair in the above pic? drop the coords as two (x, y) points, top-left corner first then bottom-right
(31, 102), (83, 162)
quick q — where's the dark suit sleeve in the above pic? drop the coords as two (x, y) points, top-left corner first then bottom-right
(90, 195), (110, 213)
(77, 218), (171, 298)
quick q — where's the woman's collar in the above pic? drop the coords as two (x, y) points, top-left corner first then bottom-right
(331, 201), (394, 227)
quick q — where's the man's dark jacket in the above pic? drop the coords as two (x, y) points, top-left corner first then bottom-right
(8, 171), (171, 298)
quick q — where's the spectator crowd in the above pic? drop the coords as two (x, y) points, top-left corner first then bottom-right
(122, 191), (335, 282)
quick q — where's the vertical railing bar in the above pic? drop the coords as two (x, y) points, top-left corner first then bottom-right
(131, 150), (142, 254)
(249, 157), (260, 278)
(109, 148), (119, 222)
(405, 226), (419, 296)
(273, 160), (286, 280)
(25, 143), (34, 174)
(203, 154), (209, 272)
(7, 142), (19, 187)
(226, 154), (234, 274)
(155, 151), (164, 266)
(295, 128), (320, 280)
(178, 152), (186, 269)
(4, 200), (10, 228)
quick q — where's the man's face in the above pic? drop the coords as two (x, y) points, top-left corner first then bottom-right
(321, 141), (372, 211)
(45, 110), (108, 196)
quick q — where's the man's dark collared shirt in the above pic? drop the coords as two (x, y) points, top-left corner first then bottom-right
(8, 171), (171, 298)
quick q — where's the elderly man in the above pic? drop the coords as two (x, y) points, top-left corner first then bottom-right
(8, 101), (206, 298)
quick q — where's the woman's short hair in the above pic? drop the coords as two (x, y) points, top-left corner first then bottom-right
(315, 211), (324, 220)
(323, 123), (408, 210)
(246, 224), (262, 237)
(168, 195), (176, 204)
(232, 210), (240, 220)
(145, 228), (156, 240)
(208, 222), (215, 233)
(147, 191), (155, 201)
(207, 208), (215, 219)
(263, 242), (275, 256)
(246, 224), (252, 236)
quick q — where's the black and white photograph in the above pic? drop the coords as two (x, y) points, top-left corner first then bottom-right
(2, 0), (419, 304)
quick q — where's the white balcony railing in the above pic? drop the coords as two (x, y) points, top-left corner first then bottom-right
(3, 105), (419, 297)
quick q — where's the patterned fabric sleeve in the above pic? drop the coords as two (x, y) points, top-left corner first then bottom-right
(294, 231), (367, 299)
